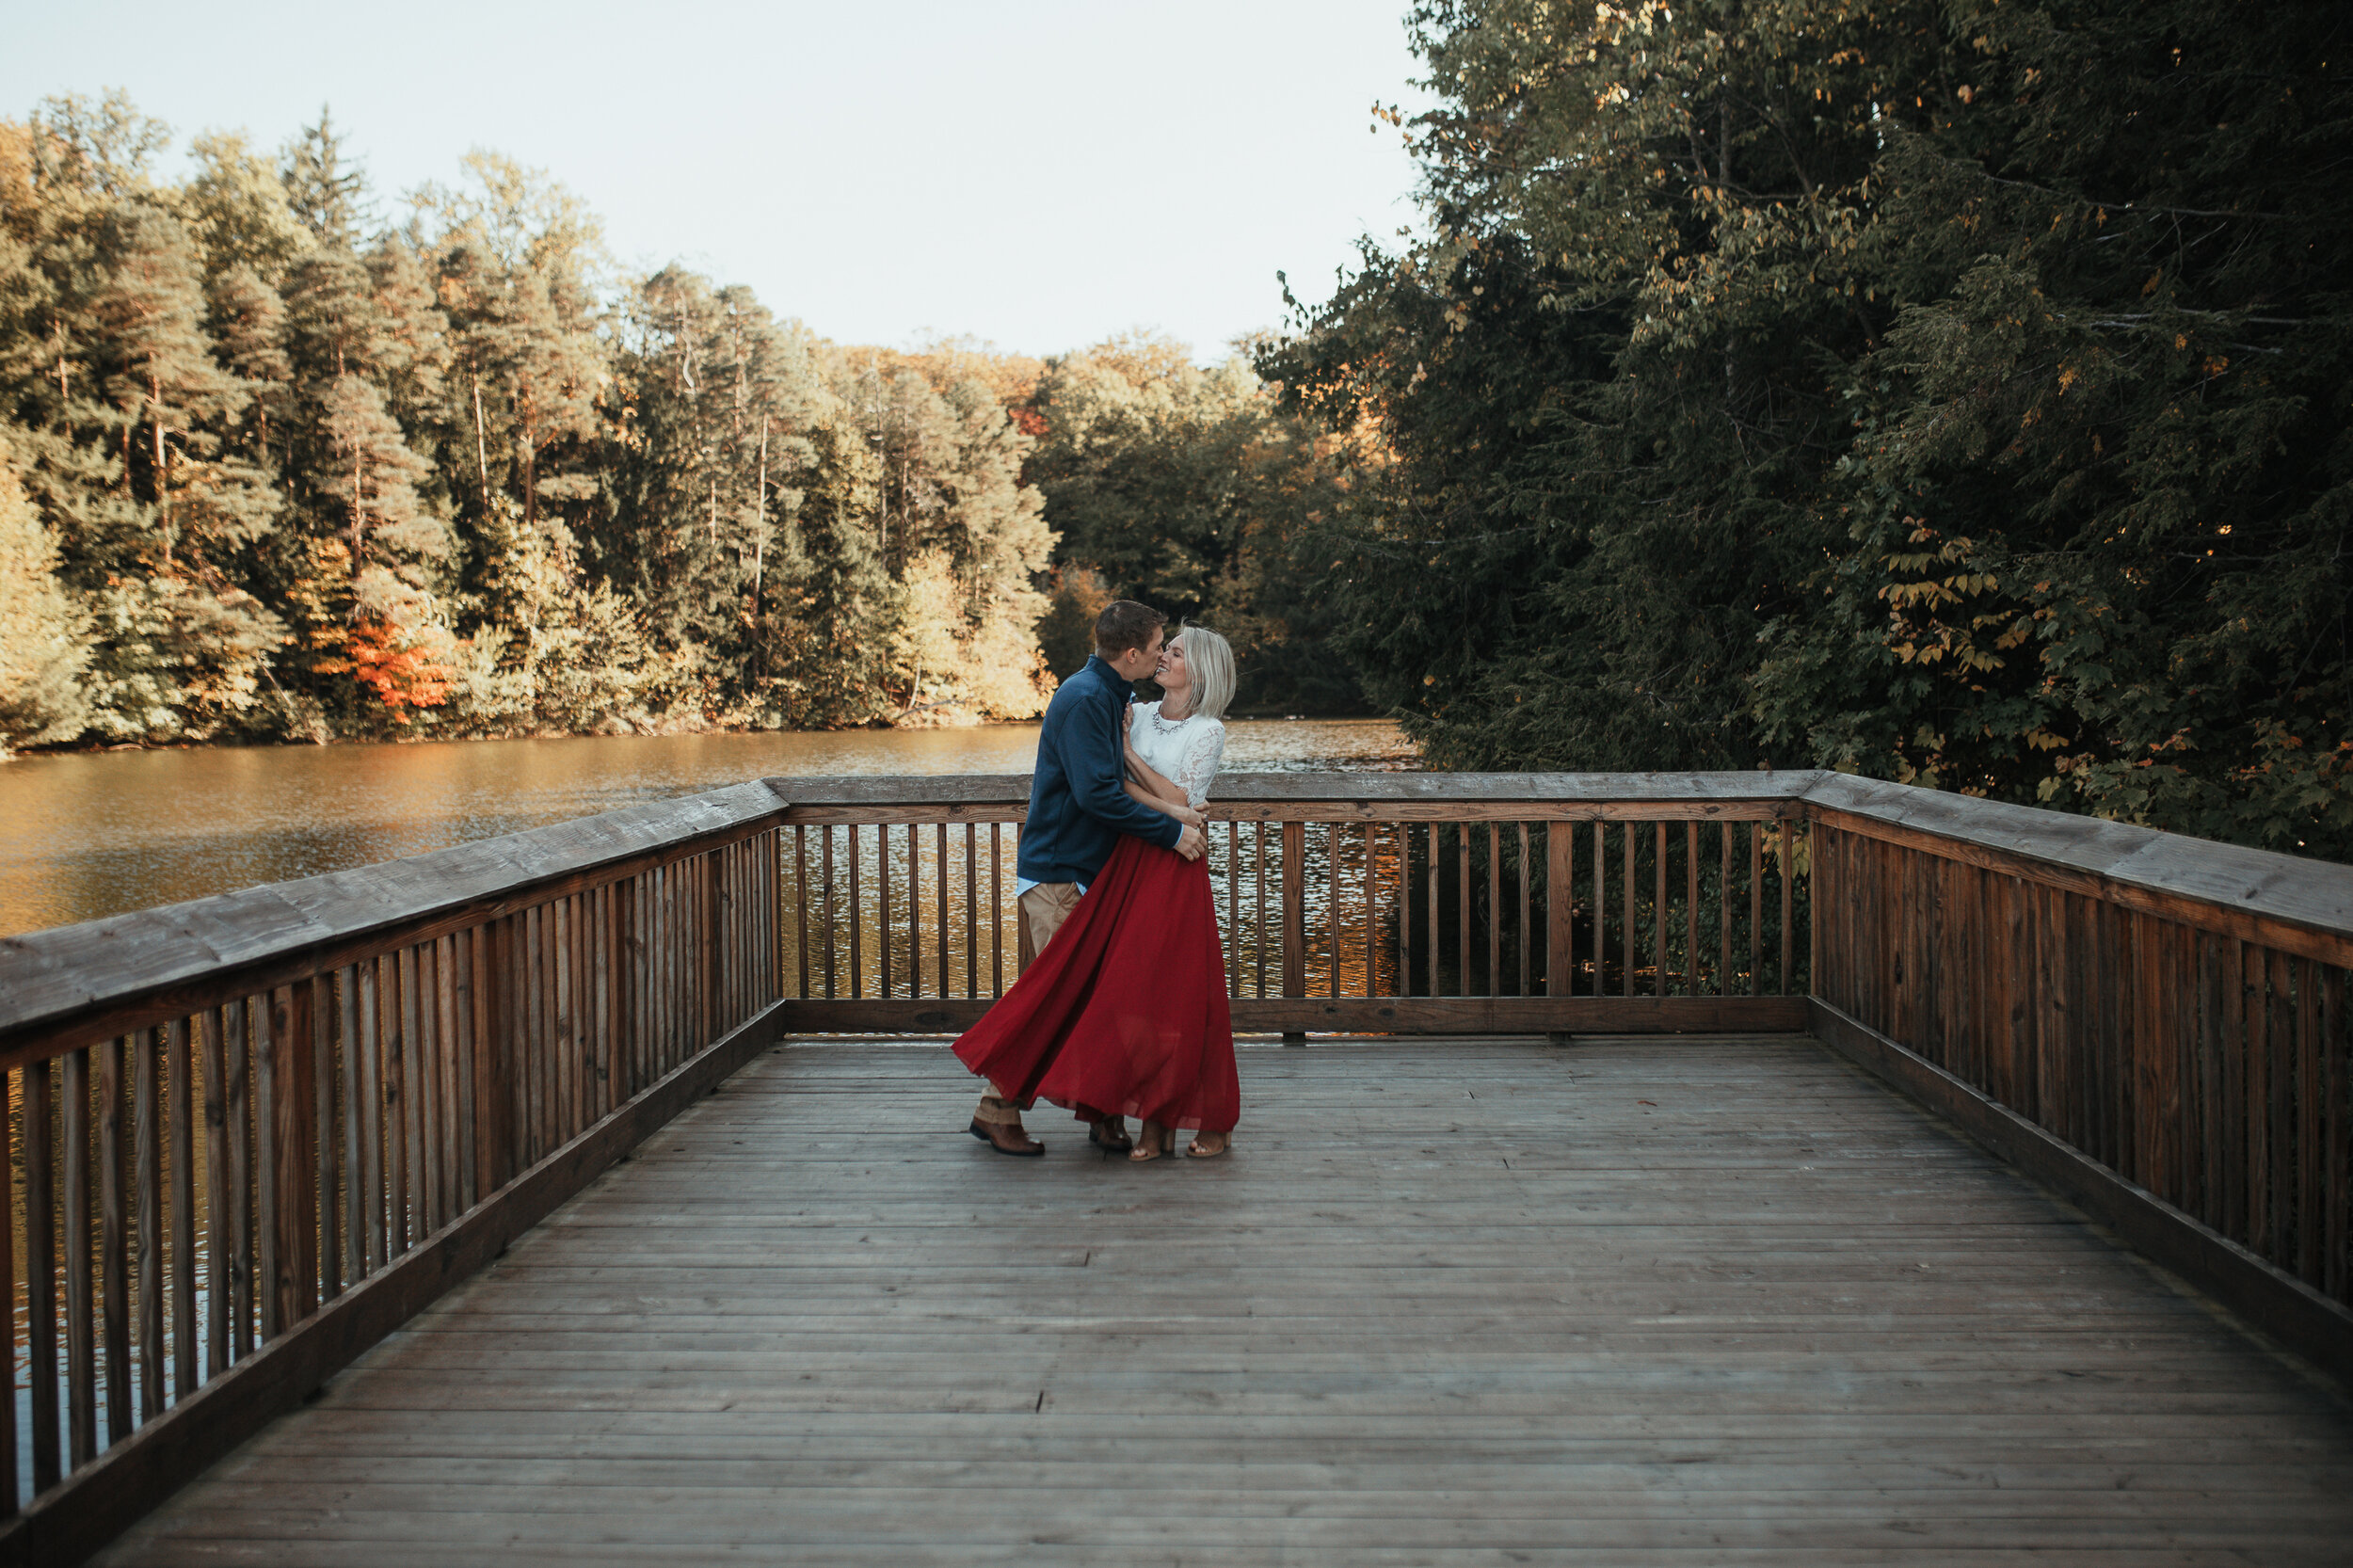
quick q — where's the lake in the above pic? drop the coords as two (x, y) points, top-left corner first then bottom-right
(0, 720), (1417, 936)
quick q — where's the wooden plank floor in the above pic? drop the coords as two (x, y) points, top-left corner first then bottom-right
(101, 1037), (2353, 1566)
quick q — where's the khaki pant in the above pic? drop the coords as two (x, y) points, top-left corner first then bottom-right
(987, 882), (1088, 1111)
(1016, 882), (1083, 972)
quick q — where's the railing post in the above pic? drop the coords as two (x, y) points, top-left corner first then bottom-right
(1282, 821), (1306, 1042)
(1546, 822), (1575, 1005)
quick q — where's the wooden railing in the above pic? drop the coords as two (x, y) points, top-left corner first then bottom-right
(1799, 775), (2353, 1367)
(0, 781), (789, 1566)
(0, 766), (2344, 1563)
(770, 774), (1813, 1036)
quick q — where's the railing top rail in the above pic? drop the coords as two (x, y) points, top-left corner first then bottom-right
(1801, 772), (2353, 960)
(768, 769), (1827, 806)
(5, 762), (2348, 1057)
(0, 778), (789, 1054)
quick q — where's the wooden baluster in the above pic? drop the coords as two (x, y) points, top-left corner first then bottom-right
(1720, 823), (1734, 998)
(169, 1020), (201, 1390)
(100, 1034), (130, 1443)
(1780, 817), (1797, 993)
(382, 957), (409, 1254)
(408, 945), (436, 1229)
(1621, 824), (1637, 1000)
(1427, 824), (1442, 998)
(424, 932), (449, 1214)
(0, 1066), (14, 1513)
(552, 900), (575, 1145)
(338, 972), (364, 1286)
(1653, 824), (1668, 1000)
(64, 1046), (95, 1465)
(936, 822), (950, 1000)
(2267, 947), (2295, 1266)
(1256, 822), (1270, 999)
(540, 904), (560, 1153)
(988, 819), (1007, 988)
(1394, 824), (1410, 1000)
(1456, 824), (1473, 998)
(1749, 821), (1764, 998)
(593, 891), (616, 1121)
(358, 960), (386, 1272)
(1283, 821), (1307, 1005)
(878, 823), (894, 1000)
(1516, 824), (1531, 998)
(1545, 821), (1574, 999)
(438, 934), (464, 1222)
(704, 853), (718, 1044)
(223, 1000), (253, 1360)
(991, 823), (1005, 997)
(517, 909), (538, 1164)
(1487, 824), (1503, 998)
(1685, 824), (1700, 997)
(849, 825), (864, 1000)
(288, 983), (320, 1323)
(2297, 956), (2321, 1284)
(135, 1027), (164, 1419)
(907, 824), (922, 997)
(25, 1057), (58, 1489)
(199, 1008), (230, 1383)
(311, 981), (337, 1303)
(1593, 822), (1607, 997)
(472, 921), (503, 1199)
(2322, 966), (2347, 1303)
(821, 829), (837, 1002)
(966, 824), (979, 999)
(794, 825), (809, 1000)
(618, 879), (641, 1102)
(1318, 822), (1333, 996)
(1233, 824), (1252, 993)
(1370, 824), (1385, 1000)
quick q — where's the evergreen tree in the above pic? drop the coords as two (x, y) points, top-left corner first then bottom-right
(0, 431), (87, 748)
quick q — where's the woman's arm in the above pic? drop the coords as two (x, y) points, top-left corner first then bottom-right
(1124, 742), (1190, 810)
(1125, 776), (1203, 828)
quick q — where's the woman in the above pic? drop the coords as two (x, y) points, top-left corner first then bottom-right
(952, 626), (1240, 1160)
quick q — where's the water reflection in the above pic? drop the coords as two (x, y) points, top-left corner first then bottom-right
(0, 721), (1416, 936)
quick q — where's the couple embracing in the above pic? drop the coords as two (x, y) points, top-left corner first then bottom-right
(957, 600), (1240, 1161)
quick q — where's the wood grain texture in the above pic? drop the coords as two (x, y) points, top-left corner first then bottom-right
(1810, 998), (2353, 1388)
(95, 1036), (2353, 1568)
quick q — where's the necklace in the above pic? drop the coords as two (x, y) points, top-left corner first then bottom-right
(1150, 700), (1193, 732)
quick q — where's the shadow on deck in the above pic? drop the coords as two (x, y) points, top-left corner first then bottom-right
(98, 1036), (2353, 1566)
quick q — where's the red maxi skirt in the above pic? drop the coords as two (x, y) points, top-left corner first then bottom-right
(953, 834), (1239, 1132)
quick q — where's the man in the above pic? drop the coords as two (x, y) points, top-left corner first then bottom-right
(968, 600), (1207, 1156)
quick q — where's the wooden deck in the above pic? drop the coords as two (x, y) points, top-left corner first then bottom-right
(98, 1036), (2353, 1566)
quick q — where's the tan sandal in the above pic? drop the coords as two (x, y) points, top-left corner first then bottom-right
(1128, 1120), (1174, 1161)
(1186, 1133), (1231, 1160)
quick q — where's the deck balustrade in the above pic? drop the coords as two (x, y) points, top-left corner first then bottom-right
(0, 769), (2345, 1566)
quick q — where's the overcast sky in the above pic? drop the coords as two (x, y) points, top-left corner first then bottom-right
(5, 0), (1434, 360)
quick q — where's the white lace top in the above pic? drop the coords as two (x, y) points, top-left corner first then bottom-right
(1128, 700), (1227, 808)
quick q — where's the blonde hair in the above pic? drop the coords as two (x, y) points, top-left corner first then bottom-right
(1176, 625), (1236, 721)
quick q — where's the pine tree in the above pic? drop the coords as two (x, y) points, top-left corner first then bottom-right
(0, 430), (87, 748)
(87, 200), (260, 571)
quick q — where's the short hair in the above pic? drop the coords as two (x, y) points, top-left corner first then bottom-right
(1093, 600), (1165, 659)
(1177, 624), (1236, 721)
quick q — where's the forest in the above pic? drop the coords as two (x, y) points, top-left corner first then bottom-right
(0, 96), (1357, 753)
(3, 0), (2349, 862)
(1265, 0), (2353, 861)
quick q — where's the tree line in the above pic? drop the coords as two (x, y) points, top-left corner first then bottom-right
(0, 93), (1361, 753)
(1261, 0), (2353, 860)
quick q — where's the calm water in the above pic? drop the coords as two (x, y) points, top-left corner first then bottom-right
(0, 721), (1416, 936)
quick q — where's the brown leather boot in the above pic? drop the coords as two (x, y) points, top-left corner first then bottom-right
(968, 1095), (1044, 1157)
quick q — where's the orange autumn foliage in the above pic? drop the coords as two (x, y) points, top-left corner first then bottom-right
(338, 619), (453, 718)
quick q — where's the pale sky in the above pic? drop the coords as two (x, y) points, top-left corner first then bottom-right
(4, 0), (1434, 360)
